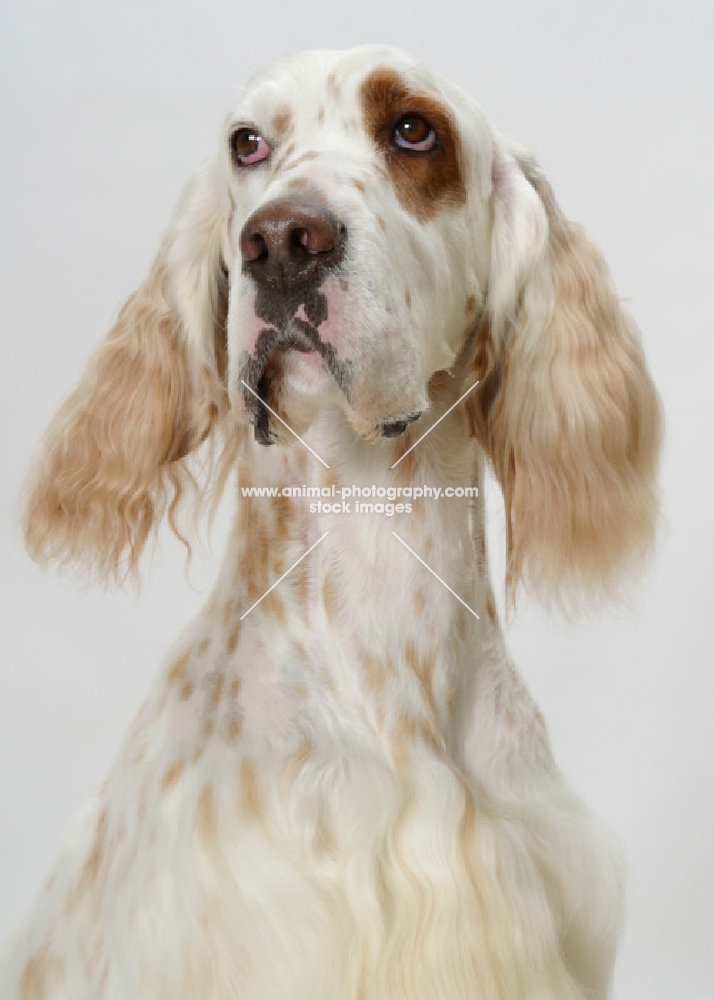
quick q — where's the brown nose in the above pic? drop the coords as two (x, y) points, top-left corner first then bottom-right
(240, 196), (345, 289)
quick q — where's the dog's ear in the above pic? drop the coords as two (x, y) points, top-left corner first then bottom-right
(23, 158), (238, 581)
(468, 141), (662, 607)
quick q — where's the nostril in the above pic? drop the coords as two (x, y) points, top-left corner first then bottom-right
(293, 228), (312, 254)
(293, 224), (337, 256)
(242, 232), (269, 264)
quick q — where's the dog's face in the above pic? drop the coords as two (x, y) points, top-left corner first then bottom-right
(221, 46), (492, 443)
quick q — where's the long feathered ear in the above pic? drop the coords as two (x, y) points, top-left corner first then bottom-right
(23, 158), (236, 581)
(468, 140), (662, 607)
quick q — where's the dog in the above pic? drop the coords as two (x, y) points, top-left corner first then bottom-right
(2, 44), (661, 1000)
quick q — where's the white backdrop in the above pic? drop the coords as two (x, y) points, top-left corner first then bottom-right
(1, 2), (712, 997)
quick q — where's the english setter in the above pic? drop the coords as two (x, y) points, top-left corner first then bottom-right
(3, 45), (661, 1000)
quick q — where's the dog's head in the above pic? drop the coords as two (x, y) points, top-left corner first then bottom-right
(23, 45), (661, 601)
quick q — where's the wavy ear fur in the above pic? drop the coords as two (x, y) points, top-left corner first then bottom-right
(23, 159), (236, 580)
(469, 141), (662, 607)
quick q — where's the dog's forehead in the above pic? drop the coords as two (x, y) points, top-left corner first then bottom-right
(233, 46), (446, 124)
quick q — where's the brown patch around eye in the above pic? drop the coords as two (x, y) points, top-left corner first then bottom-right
(271, 104), (293, 140)
(359, 67), (466, 222)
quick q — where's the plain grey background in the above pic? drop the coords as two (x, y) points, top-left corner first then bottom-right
(1, 1), (712, 997)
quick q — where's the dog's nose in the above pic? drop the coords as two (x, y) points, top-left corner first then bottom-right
(240, 196), (345, 288)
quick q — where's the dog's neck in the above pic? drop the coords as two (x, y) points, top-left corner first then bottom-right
(211, 382), (497, 759)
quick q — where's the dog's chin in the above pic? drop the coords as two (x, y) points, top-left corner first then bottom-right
(280, 348), (334, 397)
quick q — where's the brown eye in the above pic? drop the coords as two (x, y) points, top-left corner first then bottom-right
(393, 114), (437, 152)
(230, 127), (271, 166)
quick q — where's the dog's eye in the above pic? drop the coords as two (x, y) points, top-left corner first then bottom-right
(230, 127), (271, 166)
(392, 114), (437, 152)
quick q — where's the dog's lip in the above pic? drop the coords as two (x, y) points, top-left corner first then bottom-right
(274, 327), (319, 355)
(281, 339), (315, 355)
(380, 412), (423, 437)
(266, 337), (323, 368)
(240, 333), (326, 415)
(239, 323), (354, 447)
